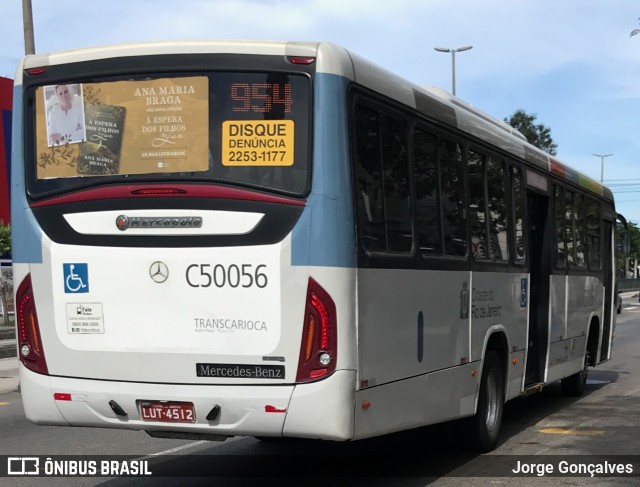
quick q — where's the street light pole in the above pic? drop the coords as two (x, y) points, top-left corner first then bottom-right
(434, 45), (473, 96)
(593, 153), (613, 183)
(22, 0), (35, 55)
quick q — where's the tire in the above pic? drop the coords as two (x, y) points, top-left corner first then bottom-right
(561, 350), (588, 397)
(465, 351), (505, 452)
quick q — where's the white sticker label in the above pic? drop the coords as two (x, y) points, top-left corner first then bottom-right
(67, 303), (104, 334)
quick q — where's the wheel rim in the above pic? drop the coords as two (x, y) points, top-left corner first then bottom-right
(485, 369), (499, 432)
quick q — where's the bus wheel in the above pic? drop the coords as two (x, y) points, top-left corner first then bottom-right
(561, 350), (588, 397)
(467, 350), (504, 452)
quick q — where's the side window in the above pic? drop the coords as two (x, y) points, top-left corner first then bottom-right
(414, 129), (442, 255)
(510, 166), (526, 264)
(380, 112), (412, 252)
(468, 150), (487, 259)
(574, 193), (586, 267)
(440, 139), (467, 257)
(487, 157), (508, 262)
(565, 190), (575, 267)
(354, 104), (385, 252)
(586, 198), (602, 270)
(467, 150), (507, 262)
(554, 185), (566, 268)
(353, 101), (412, 253)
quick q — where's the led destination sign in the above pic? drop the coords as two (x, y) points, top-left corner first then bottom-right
(230, 82), (292, 113)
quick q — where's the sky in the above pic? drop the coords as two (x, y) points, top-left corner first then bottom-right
(1, 0), (640, 222)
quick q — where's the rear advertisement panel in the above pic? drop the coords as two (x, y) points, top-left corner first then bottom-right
(35, 77), (209, 179)
(27, 71), (311, 197)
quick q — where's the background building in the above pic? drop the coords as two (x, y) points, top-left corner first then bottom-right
(0, 76), (11, 226)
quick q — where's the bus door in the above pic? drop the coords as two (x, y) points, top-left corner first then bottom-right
(525, 190), (551, 385)
(600, 219), (614, 361)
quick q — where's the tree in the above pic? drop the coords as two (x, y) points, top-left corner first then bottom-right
(626, 221), (640, 255)
(618, 220), (640, 278)
(504, 109), (558, 155)
(0, 224), (10, 256)
(0, 224), (11, 325)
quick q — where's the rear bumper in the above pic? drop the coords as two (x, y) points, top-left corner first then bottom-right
(19, 365), (356, 440)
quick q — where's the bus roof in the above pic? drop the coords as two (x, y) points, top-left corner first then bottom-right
(18, 39), (612, 202)
(341, 48), (613, 203)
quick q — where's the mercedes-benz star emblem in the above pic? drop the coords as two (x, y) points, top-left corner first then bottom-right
(116, 215), (129, 231)
(149, 261), (169, 284)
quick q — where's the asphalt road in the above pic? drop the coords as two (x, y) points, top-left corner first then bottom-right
(1, 295), (640, 486)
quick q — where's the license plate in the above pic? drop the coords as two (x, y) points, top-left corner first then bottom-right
(139, 401), (196, 423)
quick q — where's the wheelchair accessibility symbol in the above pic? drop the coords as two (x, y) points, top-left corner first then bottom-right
(63, 263), (89, 293)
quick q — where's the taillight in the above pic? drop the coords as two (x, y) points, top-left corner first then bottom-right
(16, 274), (49, 375)
(296, 278), (337, 382)
(286, 56), (315, 65)
(130, 188), (187, 196)
(25, 67), (47, 76)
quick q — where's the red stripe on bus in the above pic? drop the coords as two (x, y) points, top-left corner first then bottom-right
(550, 158), (566, 177)
(29, 184), (307, 207)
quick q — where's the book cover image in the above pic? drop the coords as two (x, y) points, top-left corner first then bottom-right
(36, 76), (209, 179)
(77, 104), (126, 175)
(43, 83), (87, 147)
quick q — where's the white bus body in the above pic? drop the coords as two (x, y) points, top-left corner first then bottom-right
(12, 41), (618, 451)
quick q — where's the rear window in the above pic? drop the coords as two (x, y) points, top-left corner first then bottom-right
(27, 70), (311, 198)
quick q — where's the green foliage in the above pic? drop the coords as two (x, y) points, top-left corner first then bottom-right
(0, 224), (11, 325)
(624, 220), (640, 255)
(504, 109), (558, 155)
(0, 224), (10, 256)
(616, 220), (640, 277)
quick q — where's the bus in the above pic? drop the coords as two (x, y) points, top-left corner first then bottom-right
(12, 41), (623, 452)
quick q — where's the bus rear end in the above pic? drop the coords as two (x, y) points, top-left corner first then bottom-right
(12, 42), (357, 441)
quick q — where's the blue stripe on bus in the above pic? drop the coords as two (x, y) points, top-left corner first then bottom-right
(291, 73), (356, 268)
(11, 84), (43, 264)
